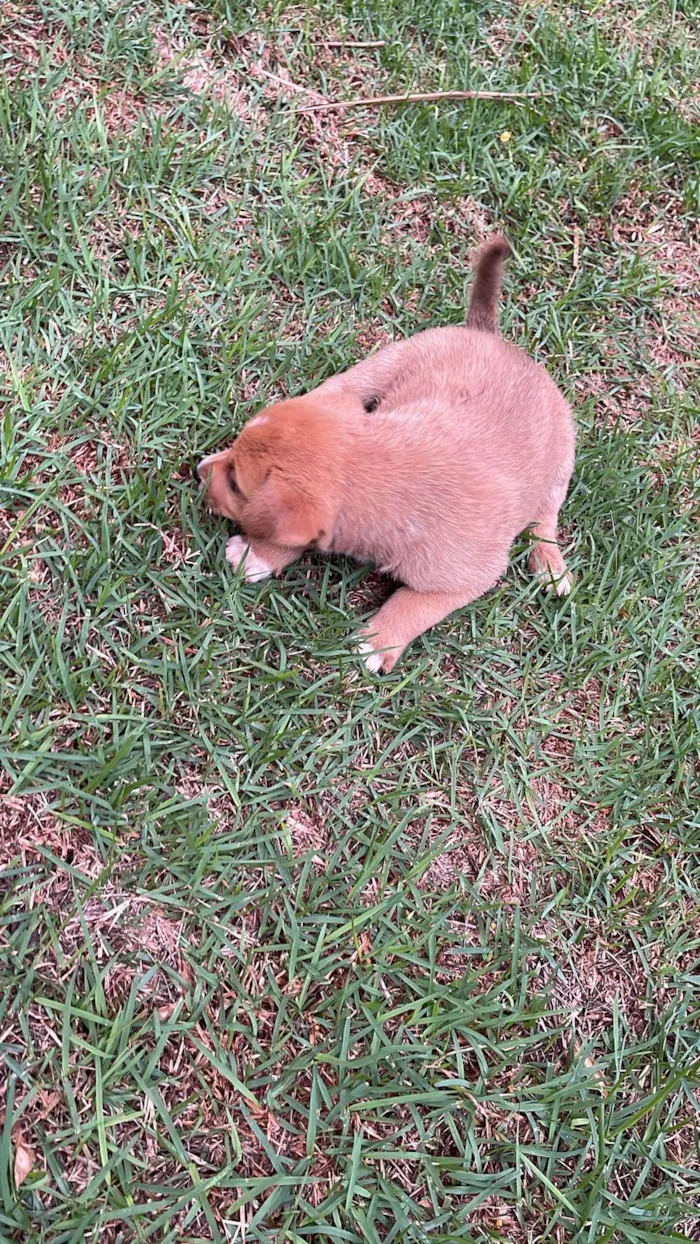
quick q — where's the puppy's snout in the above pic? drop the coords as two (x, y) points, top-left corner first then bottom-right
(197, 456), (215, 484)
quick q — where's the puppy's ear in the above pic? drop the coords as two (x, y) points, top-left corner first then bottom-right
(198, 451), (243, 520)
(242, 474), (330, 548)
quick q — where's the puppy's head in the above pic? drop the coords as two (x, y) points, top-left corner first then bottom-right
(197, 396), (343, 549)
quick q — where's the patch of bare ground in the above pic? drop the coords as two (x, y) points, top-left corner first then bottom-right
(540, 842), (700, 1042)
(2, 3), (159, 135)
(571, 186), (698, 430)
(152, 14), (381, 187)
(286, 804), (330, 861)
(3, 779), (687, 1236)
(44, 430), (132, 480)
(573, 369), (653, 428)
(0, 774), (102, 881)
(587, 190), (697, 406)
(153, 27), (262, 125)
(404, 784), (602, 912)
(1, 1), (65, 83)
(532, 1), (699, 63)
(611, 189), (699, 384)
(392, 678), (609, 903)
(153, 17), (496, 257)
(547, 923), (658, 1038)
(53, 76), (159, 136)
(244, 24), (381, 173)
(362, 166), (495, 253)
(605, 5), (699, 64)
(2, 431), (134, 608)
(344, 567), (394, 622)
(2, 878), (405, 1228)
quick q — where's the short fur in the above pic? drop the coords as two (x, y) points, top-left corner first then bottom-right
(466, 236), (511, 333)
(198, 237), (575, 672)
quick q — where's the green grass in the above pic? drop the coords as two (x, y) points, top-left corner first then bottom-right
(1, 0), (699, 1240)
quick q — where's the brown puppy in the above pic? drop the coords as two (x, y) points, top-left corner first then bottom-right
(198, 238), (575, 672)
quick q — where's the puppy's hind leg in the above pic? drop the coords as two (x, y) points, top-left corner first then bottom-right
(527, 510), (571, 596)
(359, 549), (509, 673)
(358, 588), (472, 674)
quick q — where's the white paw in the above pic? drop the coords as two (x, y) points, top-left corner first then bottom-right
(536, 568), (572, 597)
(358, 639), (384, 674)
(226, 536), (271, 582)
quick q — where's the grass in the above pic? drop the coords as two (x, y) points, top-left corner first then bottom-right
(1, 0), (699, 1240)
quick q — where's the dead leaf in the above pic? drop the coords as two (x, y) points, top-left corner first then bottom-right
(573, 1038), (608, 1095)
(583, 1052), (608, 1095)
(353, 930), (372, 963)
(178, 954), (194, 986)
(157, 1001), (179, 1021)
(13, 1135), (35, 1188)
(573, 225), (581, 269)
(35, 1090), (61, 1120)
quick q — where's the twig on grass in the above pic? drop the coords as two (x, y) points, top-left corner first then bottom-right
(325, 40), (387, 48)
(298, 88), (546, 113)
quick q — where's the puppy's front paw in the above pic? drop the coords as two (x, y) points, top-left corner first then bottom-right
(535, 567), (572, 597)
(226, 535), (271, 582)
(358, 634), (399, 675)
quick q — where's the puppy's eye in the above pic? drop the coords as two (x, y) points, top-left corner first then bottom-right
(364, 395), (380, 413)
(227, 466), (239, 493)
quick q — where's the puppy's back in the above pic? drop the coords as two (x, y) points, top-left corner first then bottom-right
(365, 328), (574, 538)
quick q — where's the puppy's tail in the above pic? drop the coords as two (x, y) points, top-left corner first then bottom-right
(466, 235), (511, 333)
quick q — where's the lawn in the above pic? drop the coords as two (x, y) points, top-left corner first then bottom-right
(1, 0), (699, 1240)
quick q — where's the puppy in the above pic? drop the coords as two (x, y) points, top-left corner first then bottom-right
(198, 238), (575, 672)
